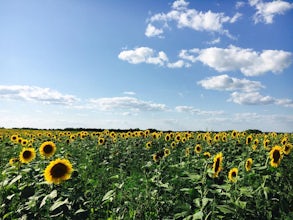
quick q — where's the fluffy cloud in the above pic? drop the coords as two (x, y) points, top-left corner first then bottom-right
(145, 0), (241, 38)
(197, 74), (264, 92)
(0, 85), (78, 105)
(88, 96), (168, 112)
(180, 45), (292, 76)
(249, 0), (293, 24)
(118, 47), (168, 66)
(175, 106), (224, 115)
(229, 91), (293, 107)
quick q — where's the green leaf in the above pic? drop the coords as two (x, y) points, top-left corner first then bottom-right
(50, 198), (69, 211)
(74, 209), (87, 214)
(48, 190), (57, 199)
(102, 190), (115, 202)
(9, 174), (22, 185)
(217, 205), (235, 214)
(192, 210), (203, 219)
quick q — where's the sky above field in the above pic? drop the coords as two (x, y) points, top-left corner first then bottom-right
(0, 0), (293, 132)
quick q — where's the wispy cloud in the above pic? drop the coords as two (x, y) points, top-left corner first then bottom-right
(0, 85), (78, 105)
(249, 0), (293, 24)
(197, 74), (264, 92)
(86, 96), (168, 112)
(229, 91), (293, 107)
(180, 45), (292, 76)
(175, 105), (224, 115)
(145, 0), (241, 38)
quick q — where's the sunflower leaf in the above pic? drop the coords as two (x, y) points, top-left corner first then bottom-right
(50, 198), (69, 211)
(9, 174), (22, 185)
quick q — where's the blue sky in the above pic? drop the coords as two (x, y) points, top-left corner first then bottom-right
(0, 0), (293, 132)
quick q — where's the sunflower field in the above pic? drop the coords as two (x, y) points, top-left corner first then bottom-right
(1, 128), (293, 219)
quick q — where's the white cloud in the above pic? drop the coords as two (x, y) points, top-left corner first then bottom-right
(175, 105), (224, 115)
(197, 74), (264, 92)
(118, 47), (168, 66)
(206, 37), (221, 45)
(145, 0), (241, 38)
(87, 96), (168, 112)
(0, 85), (78, 105)
(123, 91), (136, 96)
(236, 1), (246, 9)
(181, 45), (292, 76)
(167, 60), (190, 68)
(249, 0), (293, 24)
(145, 24), (164, 38)
(229, 91), (293, 107)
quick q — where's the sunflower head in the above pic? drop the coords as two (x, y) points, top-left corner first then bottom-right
(164, 148), (171, 157)
(98, 137), (105, 145)
(213, 152), (223, 178)
(194, 144), (202, 154)
(245, 158), (253, 171)
(145, 141), (152, 150)
(39, 141), (56, 158)
(19, 147), (36, 164)
(204, 151), (211, 158)
(283, 143), (292, 155)
(269, 145), (283, 168)
(9, 157), (20, 166)
(228, 167), (238, 183)
(44, 158), (73, 184)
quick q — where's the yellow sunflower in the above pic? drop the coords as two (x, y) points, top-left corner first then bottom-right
(228, 168), (238, 183)
(164, 134), (171, 142)
(246, 135), (253, 145)
(164, 148), (171, 157)
(213, 152), (223, 178)
(283, 143), (292, 155)
(204, 151), (211, 158)
(9, 157), (20, 166)
(10, 134), (19, 143)
(19, 147), (36, 164)
(98, 137), (105, 145)
(245, 158), (253, 171)
(145, 141), (152, 150)
(39, 141), (56, 158)
(194, 144), (202, 154)
(44, 158), (73, 184)
(170, 141), (176, 149)
(269, 145), (283, 168)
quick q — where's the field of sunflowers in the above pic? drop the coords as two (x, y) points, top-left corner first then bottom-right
(1, 128), (293, 219)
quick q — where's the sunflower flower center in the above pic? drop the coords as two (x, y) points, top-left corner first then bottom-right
(43, 145), (53, 154)
(23, 150), (32, 159)
(215, 159), (220, 172)
(273, 150), (280, 162)
(50, 163), (68, 178)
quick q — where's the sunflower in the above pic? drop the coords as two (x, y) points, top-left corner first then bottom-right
(245, 158), (253, 171)
(145, 141), (152, 150)
(194, 144), (202, 154)
(164, 134), (171, 142)
(9, 157), (20, 166)
(39, 141), (56, 158)
(231, 130), (238, 138)
(213, 152), (223, 178)
(269, 145), (283, 168)
(228, 168), (238, 183)
(21, 139), (29, 146)
(170, 141), (176, 149)
(283, 143), (292, 155)
(98, 137), (105, 145)
(263, 139), (270, 150)
(44, 158), (73, 184)
(164, 148), (170, 157)
(10, 134), (19, 143)
(204, 152), (211, 158)
(19, 147), (36, 164)
(246, 135), (253, 145)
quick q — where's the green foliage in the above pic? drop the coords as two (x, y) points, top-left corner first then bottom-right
(0, 129), (292, 219)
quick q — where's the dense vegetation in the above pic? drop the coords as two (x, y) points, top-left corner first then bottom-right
(1, 128), (292, 219)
